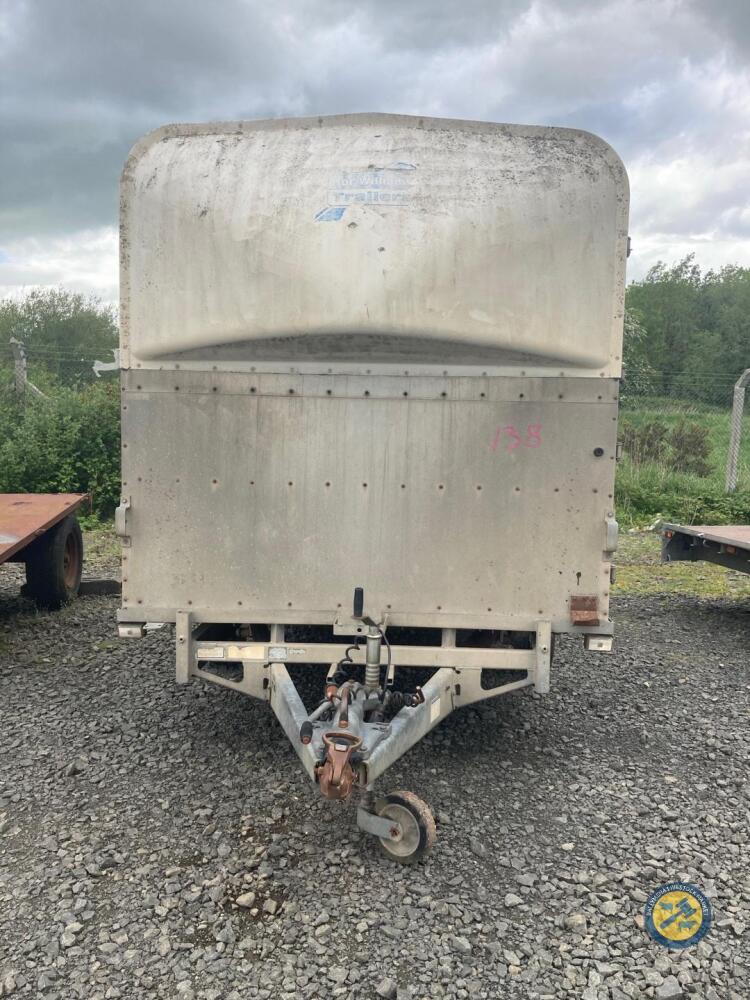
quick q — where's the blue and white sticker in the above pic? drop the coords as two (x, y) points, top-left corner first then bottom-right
(315, 161), (417, 220)
(314, 206), (347, 222)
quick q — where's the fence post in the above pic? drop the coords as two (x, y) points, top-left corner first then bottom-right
(725, 368), (750, 493)
(9, 337), (46, 399)
(9, 337), (27, 395)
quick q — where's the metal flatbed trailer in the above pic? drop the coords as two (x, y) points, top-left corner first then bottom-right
(662, 523), (750, 575)
(0, 493), (87, 607)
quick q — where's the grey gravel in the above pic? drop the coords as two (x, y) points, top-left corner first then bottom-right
(375, 977), (398, 999)
(1, 554), (749, 998)
(450, 935), (473, 955)
(655, 976), (683, 999)
(565, 912), (589, 933)
(470, 837), (487, 857)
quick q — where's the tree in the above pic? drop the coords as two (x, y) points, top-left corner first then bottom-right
(0, 287), (118, 386)
(701, 264), (750, 379)
(621, 308), (656, 400)
(625, 255), (750, 404)
(625, 255), (703, 392)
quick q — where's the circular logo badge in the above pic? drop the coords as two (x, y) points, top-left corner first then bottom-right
(645, 882), (712, 949)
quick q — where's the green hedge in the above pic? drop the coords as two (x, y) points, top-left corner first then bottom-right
(0, 376), (120, 520)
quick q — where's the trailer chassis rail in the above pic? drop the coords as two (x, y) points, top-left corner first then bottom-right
(662, 522), (750, 576)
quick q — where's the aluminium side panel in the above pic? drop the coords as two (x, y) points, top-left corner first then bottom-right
(119, 370), (618, 632)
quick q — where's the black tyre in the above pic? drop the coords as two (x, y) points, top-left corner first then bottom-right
(25, 515), (83, 608)
(375, 790), (437, 864)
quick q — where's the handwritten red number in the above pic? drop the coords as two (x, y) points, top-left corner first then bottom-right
(526, 424), (542, 448)
(502, 425), (522, 452)
(490, 424), (543, 452)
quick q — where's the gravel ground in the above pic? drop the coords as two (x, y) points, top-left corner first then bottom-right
(1, 550), (749, 1000)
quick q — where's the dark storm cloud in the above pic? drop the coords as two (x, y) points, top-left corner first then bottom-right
(0, 0), (292, 235)
(322, 0), (531, 51)
(689, 0), (750, 56)
(0, 0), (749, 290)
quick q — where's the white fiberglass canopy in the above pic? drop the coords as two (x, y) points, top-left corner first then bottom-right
(120, 113), (628, 376)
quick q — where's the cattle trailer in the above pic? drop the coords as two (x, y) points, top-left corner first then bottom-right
(117, 113), (629, 862)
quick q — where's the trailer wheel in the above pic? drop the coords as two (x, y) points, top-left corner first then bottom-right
(375, 790), (437, 864)
(25, 515), (83, 609)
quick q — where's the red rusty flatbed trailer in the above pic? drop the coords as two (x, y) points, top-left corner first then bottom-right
(0, 493), (88, 563)
(0, 493), (88, 606)
(662, 522), (750, 576)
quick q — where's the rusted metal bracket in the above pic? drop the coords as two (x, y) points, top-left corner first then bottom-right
(570, 595), (600, 626)
(317, 732), (362, 800)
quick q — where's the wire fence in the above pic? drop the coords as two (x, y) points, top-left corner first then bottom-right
(0, 341), (118, 390)
(620, 370), (750, 493)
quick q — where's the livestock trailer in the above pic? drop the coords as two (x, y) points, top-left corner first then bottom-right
(117, 113), (629, 861)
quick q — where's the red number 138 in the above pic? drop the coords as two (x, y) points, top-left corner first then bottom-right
(491, 424), (543, 452)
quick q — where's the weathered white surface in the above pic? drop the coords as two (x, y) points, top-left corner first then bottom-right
(121, 114), (628, 376)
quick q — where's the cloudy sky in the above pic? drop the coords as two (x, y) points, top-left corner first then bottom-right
(1, 0), (749, 303)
